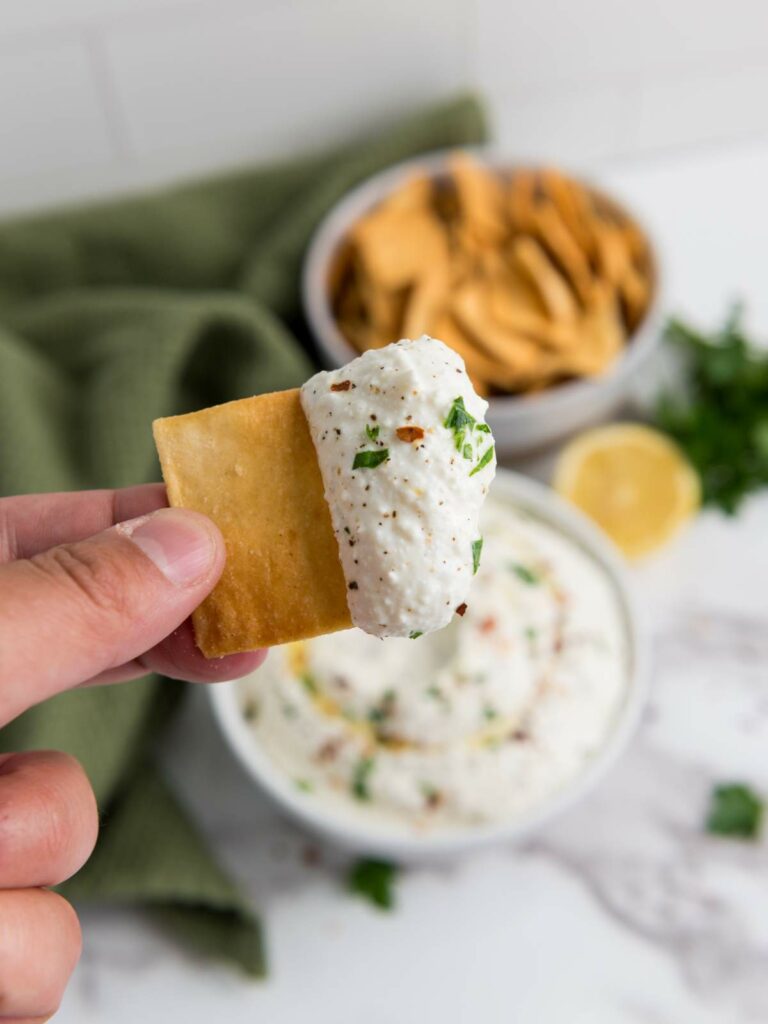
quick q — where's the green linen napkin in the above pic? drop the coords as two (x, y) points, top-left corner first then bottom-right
(0, 95), (487, 975)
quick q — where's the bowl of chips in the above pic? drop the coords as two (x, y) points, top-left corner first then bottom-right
(303, 150), (661, 455)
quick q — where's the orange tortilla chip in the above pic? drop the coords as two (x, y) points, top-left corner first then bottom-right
(512, 236), (579, 323)
(352, 207), (448, 290)
(153, 390), (351, 656)
(539, 168), (597, 257)
(530, 199), (594, 305)
(449, 152), (508, 243)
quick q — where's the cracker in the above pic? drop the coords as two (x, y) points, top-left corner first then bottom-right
(449, 152), (508, 243)
(153, 390), (351, 656)
(530, 199), (594, 305)
(512, 236), (579, 323)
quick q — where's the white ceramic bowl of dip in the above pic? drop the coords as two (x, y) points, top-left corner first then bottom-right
(208, 469), (648, 863)
(302, 150), (662, 458)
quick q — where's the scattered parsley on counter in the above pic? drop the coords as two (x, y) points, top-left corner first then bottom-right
(471, 538), (483, 575)
(351, 757), (375, 801)
(353, 449), (389, 470)
(706, 783), (763, 839)
(348, 858), (398, 910)
(656, 308), (768, 513)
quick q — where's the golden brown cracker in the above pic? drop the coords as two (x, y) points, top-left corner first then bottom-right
(512, 236), (579, 323)
(449, 152), (508, 243)
(530, 199), (594, 305)
(153, 390), (352, 656)
(352, 207), (447, 289)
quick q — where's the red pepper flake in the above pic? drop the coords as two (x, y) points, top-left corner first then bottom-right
(331, 380), (352, 392)
(396, 425), (425, 443)
(455, 603), (468, 617)
(479, 616), (496, 634)
(316, 738), (342, 763)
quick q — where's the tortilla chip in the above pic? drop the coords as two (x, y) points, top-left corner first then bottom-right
(539, 168), (596, 257)
(530, 199), (594, 305)
(452, 281), (555, 381)
(512, 236), (579, 323)
(507, 169), (538, 232)
(449, 152), (508, 243)
(566, 284), (625, 376)
(153, 390), (352, 656)
(352, 207), (448, 290)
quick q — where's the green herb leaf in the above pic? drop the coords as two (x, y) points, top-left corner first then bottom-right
(348, 858), (398, 910)
(351, 757), (375, 801)
(655, 308), (768, 513)
(295, 778), (313, 793)
(365, 423), (380, 441)
(462, 443), (473, 461)
(469, 445), (495, 477)
(706, 783), (764, 839)
(300, 672), (318, 696)
(511, 563), (540, 585)
(352, 449), (389, 470)
(471, 538), (483, 575)
(408, 630), (423, 640)
(476, 423), (491, 433)
(444, 395), (476, 433)
(369, 689), (396, 725)
(483, 706), (498, 721)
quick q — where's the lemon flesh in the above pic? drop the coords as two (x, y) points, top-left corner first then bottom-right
(554, 423), (700, 558)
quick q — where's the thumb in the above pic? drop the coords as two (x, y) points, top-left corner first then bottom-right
(0, 508), (225, 725)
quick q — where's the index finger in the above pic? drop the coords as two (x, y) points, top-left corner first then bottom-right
(0, 484), (168, 564)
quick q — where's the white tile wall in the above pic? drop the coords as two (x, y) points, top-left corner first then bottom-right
(103, 0), (468, 164)
(0, 0), (766, 214)
(0, 35), (113, 180)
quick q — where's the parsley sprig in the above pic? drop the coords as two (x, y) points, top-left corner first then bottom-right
(706, 782), (763, 839)
(348, 858), (398, 910)
(656, 308), (768, 513)
(444, 397), (494, 475)
(353, 449), (389, 470)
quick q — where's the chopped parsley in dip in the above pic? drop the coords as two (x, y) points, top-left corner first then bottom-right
(300, 336), (495, 639)
(238, 498), (629, 834)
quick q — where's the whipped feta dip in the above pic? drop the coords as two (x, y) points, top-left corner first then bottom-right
(238, 496), (629, 834)
(300, 336), (495, 639)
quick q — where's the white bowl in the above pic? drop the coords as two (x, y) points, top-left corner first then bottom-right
(302, 149), (663, 457)
(208, 469), (648, 863)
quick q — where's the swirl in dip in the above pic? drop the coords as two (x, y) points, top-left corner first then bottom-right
(238, 496), (629, 832)
(300, 336), (495, 638)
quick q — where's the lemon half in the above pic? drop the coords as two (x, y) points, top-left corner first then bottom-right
(553, 423), (701, 558)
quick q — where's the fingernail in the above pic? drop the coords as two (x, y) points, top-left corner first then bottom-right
(118, 509), (218, 587)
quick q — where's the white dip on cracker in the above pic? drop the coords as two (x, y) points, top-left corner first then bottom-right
(238, 497), (628, 833)
(300, 336), (495, 639)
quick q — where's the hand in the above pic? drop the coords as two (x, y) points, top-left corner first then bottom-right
(0, 484), (264, 1020)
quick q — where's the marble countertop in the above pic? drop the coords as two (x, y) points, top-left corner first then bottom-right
(58, 139), (768, 1024)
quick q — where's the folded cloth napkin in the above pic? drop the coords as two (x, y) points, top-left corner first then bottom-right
(0, 95), (487, 974)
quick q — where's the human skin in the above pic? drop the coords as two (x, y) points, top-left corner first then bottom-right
(0, 484), (265, 1021)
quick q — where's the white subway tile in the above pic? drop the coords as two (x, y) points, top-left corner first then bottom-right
(104, 0), (468, 164)
(631, 63), (768, 156)
(488, 85), (636, 167)
(476, 0), (768, 94)
(0, 0), (207, 37)
(0, 38), (113, 181)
